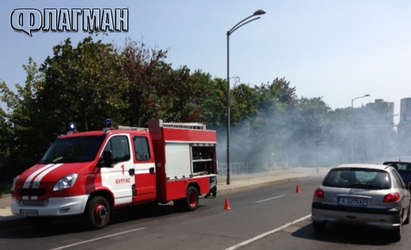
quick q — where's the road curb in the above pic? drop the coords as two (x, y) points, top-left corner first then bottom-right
(217, 175), (310, 196)
(0, 215), (22, 222)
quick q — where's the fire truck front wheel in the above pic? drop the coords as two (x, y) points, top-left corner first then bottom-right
(175, 185), (199, 211)
(85, 196), (111, 229)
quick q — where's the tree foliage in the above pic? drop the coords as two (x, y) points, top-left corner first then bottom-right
(0, 37), (398, 189)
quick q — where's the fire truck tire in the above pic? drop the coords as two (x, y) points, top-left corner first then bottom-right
(85, 196), (111, 229)
(176, 185), (199, 211)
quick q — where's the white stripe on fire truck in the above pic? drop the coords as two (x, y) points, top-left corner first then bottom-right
(132, 163), (155, 174)
(133, 169), (151, 174)
(32, 163), (63, 188)
(23, 164), (55, 188)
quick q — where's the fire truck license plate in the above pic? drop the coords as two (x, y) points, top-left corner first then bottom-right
(20, 209), (39, 216)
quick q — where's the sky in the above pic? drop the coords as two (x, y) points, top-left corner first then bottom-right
(1, 0), (411, 121)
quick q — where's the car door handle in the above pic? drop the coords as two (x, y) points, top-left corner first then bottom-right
(149, 167), (155, 174)
(129, 168), (135, 176)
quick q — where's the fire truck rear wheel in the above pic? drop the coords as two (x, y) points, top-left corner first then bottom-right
(176, 185), (199, 211)
(85, 195), (111, 229)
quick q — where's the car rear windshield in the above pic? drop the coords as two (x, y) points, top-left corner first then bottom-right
(384, 162), (411, 173)
(40, 135), (105, 164)
(323, 168), (391, 189)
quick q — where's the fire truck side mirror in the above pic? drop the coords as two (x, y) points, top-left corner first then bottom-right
(99, 151), (113, 168)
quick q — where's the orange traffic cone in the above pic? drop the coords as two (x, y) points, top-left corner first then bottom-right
(224, 198), (231, 211)
(296, 185), (301, 194)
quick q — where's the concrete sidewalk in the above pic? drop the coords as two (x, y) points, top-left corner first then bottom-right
(0, 194), (13, 220)
(0, 167), (329, 221)
(217, 167), (327, 193)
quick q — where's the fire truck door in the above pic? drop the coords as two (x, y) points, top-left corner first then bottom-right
(133, 136), (157, 202)
(100, 134), (135, 205)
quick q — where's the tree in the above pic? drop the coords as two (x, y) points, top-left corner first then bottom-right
(231, 83), (259, 125)
(1, 36), (398, 189)
(255, 77), (297, 112)
(121, 41), (168, 125)
(0, 58), (45, 180)
(0, 37), (131, 183)
(38, 37), (129, 132)
(0, 105), (12, 184)
(122, 42), (227, 127)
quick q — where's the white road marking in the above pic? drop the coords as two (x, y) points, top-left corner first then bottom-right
(50, 227), (145, 250)
(224, 214), (311, 250)
(255, 194), (285, 204)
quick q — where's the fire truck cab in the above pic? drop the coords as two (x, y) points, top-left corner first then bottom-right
(11, 120), (218, 228)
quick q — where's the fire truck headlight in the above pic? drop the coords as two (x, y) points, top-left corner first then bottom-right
(53, 174), (78, 191)
(11, 175), (20, 192)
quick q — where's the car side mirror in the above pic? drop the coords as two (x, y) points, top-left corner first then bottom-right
(99, 151), (113, 168)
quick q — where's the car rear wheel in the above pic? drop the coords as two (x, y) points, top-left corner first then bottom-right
(312, 221), (325, 233)
(404, 206), (410, 225)
(391, 226), (401, 242)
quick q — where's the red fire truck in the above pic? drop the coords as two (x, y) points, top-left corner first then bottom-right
(11, 120), (218, 228)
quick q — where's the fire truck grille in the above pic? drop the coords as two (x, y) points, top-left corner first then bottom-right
(18, 188), (46, 196)
(19, 200), (48, 206)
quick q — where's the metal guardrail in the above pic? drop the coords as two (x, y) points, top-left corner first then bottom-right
(218, 162), (254, 176)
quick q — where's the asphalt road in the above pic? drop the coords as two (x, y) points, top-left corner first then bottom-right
(0, 177), (409, 250)
(243, 213), (411, 250)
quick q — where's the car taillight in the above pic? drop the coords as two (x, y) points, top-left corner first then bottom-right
(314, 188), (325, 199)
(383, 192), (401, 203)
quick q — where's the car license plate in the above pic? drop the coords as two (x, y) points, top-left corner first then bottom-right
(20, 209), (39, 216)
(338, 197), (368, 207)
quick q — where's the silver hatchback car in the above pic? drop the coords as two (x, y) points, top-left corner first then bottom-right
(312, 164), (411, 241)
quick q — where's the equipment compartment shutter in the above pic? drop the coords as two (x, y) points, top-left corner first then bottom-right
(165, 143), (191, 179)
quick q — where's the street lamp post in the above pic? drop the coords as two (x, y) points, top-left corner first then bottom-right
(350, 94), (370, 162)
(226, 9), (266, 185)
(351, 94), (370, 108)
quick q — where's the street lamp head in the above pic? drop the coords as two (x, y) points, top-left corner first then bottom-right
(253, 9), (266, 16)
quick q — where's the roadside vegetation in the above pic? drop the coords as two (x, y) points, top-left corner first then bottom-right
(0, 37), (398, 193)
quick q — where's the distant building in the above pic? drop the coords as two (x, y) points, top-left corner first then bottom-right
(365, 99), (394, 125)
(398, 98), (411, 155)
(351, 99), (396, 161)
(400, 98), (411, 125)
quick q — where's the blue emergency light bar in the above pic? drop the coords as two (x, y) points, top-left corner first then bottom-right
(69, 122), (76, 131)
(106, 119), (112, 128)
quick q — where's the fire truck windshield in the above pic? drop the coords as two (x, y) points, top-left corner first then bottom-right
(40, 135), (105, 164)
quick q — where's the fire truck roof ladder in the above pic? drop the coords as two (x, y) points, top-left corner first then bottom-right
(117, 126), (149, 132)
(162, 122), (207, 130)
